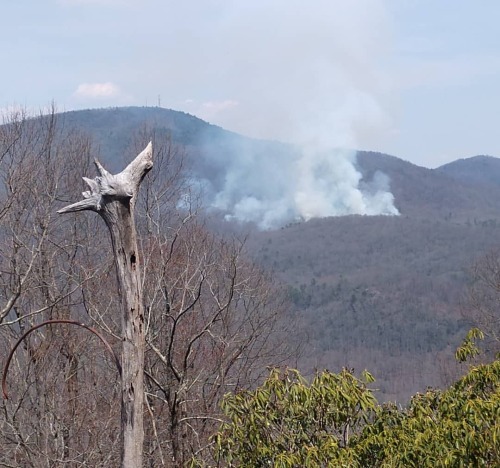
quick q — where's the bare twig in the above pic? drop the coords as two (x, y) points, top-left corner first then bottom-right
(2, 319), (121, 400)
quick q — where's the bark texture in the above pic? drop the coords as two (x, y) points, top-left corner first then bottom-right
(58, 142), (153, 467)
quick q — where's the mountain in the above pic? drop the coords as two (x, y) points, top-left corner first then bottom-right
(357, 151), (500, 222)
(59, 106), (226, 170)
(59, 107), (500, 224)
(57, 106), (500, 402)
(436, 155), (500, 187)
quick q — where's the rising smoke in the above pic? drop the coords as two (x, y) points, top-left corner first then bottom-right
(183, 1), (399, 229)
(194, 136), (398, 230)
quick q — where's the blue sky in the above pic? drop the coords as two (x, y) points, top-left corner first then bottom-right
(2, 0), (500, 168)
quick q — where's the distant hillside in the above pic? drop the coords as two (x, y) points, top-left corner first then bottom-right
(60, 106), (227, 170)
(246, 215), (500, 401)
(357, 151), (500, 222)
(59, 107), (500, 225)
(53, 106), (500, 402)
(60, 107), (294, 207)
(436, 155), (500, 187)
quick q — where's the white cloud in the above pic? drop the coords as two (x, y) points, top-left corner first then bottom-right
(73, 82), (121, 99)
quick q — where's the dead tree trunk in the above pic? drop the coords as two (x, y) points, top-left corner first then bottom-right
(58, 143), (153, 467)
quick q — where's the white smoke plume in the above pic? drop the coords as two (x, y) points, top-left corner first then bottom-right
(186, 0), (399, 229)
(197, 140), (398, 230)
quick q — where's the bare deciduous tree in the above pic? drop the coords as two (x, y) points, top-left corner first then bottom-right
(1, 112), (295, 467)
(127, 134), (293, 465)
(463, 249), (500, 356)
(0, 107), (122, 466)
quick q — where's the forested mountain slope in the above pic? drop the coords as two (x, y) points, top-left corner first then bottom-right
(57, 107), (500, 401)
(357, 151), (500, 222)
(247, 215), (500, 400)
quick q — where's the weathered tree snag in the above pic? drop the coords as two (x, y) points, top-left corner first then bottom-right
(58, 142), (153, 467)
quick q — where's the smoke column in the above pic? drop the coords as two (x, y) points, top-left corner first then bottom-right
(197, 138), (398, 230)
(183, 1), (399, 229)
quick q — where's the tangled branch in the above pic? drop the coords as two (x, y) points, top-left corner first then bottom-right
(2, 319), (122, 399)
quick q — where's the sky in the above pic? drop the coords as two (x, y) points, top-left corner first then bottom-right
(1, 0), (500, 168)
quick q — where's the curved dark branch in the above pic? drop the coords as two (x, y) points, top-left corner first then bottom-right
(2, 319), (122, 399)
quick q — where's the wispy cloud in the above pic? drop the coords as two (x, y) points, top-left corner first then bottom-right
(73, 82), (121, 99)
(182, 99), (239, 122)
(199, 100), (239, 118)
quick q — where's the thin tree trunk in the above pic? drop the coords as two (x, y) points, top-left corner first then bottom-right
(58, 143), (153, 467)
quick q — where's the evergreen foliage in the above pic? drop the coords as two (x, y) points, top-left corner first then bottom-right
(195, 356), (499, 467)
(357, 360), (499, 467)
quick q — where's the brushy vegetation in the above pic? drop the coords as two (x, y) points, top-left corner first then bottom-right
(192, 351), (499, 467)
